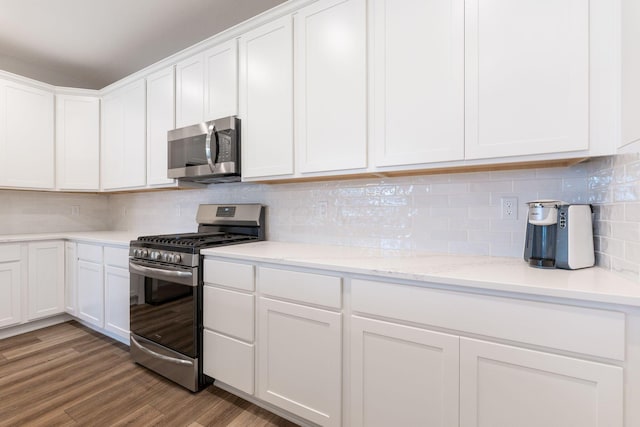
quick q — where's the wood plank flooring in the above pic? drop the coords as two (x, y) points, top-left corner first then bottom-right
(0, 321), (298, 427)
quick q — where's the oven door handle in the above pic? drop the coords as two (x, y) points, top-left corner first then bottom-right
(130, 336), (194, 367)
(205, 122), (218, 172)
(129, 261), (195, 285)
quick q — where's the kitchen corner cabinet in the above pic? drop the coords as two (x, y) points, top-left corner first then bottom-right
(464, 0), (589, 160)
(257, 267), (342, 427)
(0, 79), (54, 189)
(0, 244), (23, 328)
(350, 316), (460, 427)
(295, 0), (367, 174)
(101, 79), (146, 190)
(239, 16), (294, 180)
(372, 0), (464, 168)
(176, 39), (238, 129)
(55, 94), (100, 191)
(146, 66), (176, 187)
(460, 338), (623, 427)
(27, 241), (64, 321)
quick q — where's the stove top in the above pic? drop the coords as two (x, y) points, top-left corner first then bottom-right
(137, 232), (258, 249)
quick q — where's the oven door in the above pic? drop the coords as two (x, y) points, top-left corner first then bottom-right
(129, 259), (199, 359)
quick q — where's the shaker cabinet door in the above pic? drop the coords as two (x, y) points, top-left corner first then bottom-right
(295, 0), (367, 174)
(459, 338), (623, 427)
(204, 39), (238, 121)
(372, 0), (464, 167)
(27, 241), (65, 321)
(465, 0), (589, 159)
(146, 66), (176, 186)
(239, 16), (294, 179)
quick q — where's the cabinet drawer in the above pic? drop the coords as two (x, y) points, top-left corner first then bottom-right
(0, 244), (21, 262)
(259, 267), (342, 309)
(203, 259), (254, 291)
(203, 285), (254, 342)
(352, 279), (625, 361)
(104, 246), (129, 268)
(77, 243), (103, 263)
(203, 330), (254, 395)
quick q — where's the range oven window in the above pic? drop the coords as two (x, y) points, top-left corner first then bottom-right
(130, 275), (197, 358)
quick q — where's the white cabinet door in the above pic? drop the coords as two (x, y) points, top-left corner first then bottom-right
(0, 244), (22, 328)
(104, 265), (130, 342)
(351, 316), (459, 427)
(295, 0), (367, 174)
(239, 16), (294, 179)
(77, 260), (104, 328)
(372, 0), (464, 167)
(64, 242), (77, 316)
(27, 241), (64, 321)
(146, 66), (176, 186)
(258, 297), (341, 427)
(176, 54), (204, 128)
(204, 39), (238, 121)
(465, 0), (589, 159)
(0, 79), (54, 189)
(55, 94), (100, 190)
(460, 338), (623, 427)
(101, 79), (146, 190)
(621, 0), (640, 150)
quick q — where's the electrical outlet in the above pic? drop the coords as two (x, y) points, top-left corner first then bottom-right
(71, 206), (80, 216)
(317, 201), (328, 219)
(501, 197), (518, 220)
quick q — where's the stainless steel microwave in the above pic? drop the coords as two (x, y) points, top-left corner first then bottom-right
(167, 116), (240, 183)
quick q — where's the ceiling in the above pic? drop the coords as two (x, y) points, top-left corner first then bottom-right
(0, 0), (286, 89)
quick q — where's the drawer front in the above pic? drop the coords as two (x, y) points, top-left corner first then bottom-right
(352, 279), (625, 361)
(104, 246), (129, 268)
(77, 243), (103, 263)
(203, 329), (254, 395)
(259, 267), (342, 309)
(0, 244), (21, 262)
(203, 285), (254, 342)
(203, 259), (255, 291)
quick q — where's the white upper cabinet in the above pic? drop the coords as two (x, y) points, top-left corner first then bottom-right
(372, 0), (464, 168)
(146, 66), (176, 187)
(55, 94), (100, 190)
(204, 39), (238, 121)
(621, 0), (640, 150)
(465, 0), (589, 160)
(176, 39), (238, 129)
(101, 79), (146, 190)
(175, 54), (204, 128)
(295, 0), (368, 174)
(0, 79), (54, 189)
(239, 16), (294, 180)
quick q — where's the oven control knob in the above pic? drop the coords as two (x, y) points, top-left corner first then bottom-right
(161, 253), (169, 262)
(151, 251), (161, 260)
(141, 250), (149, 258)
(173, 254), (182, 263)
(167, 254), (175, 263)
(133, 249), (140, 257)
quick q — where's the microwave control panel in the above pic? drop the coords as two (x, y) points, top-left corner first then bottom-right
(217, 132), (236, 162)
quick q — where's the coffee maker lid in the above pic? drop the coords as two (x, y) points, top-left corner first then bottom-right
(527, 200), (565, 208)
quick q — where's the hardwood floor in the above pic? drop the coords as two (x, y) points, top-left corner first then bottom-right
(0, 321), (298, 427)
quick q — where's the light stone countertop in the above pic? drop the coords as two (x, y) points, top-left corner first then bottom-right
(0, 231), (138, 246)
(202, 241), (640, 308)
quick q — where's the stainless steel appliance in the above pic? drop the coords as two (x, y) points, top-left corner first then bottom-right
(167, 116), (240, 183)
(523, 200), (594, 269)
(129, 204), (265, 391)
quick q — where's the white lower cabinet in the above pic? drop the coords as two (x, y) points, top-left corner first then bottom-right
(74, 243), (130, 343)
(27, 241), (65, 321)
(0, 244), (23, 328)
(350, 316), (459, 427)
(77, 259), (104, 328)
(460, 338), (623, 427)
(258, 297), (342, 427)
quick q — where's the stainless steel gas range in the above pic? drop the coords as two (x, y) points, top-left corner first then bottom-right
(128, 204), (265, 391)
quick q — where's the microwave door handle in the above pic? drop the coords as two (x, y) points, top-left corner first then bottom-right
(205, 123), (218, 172)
